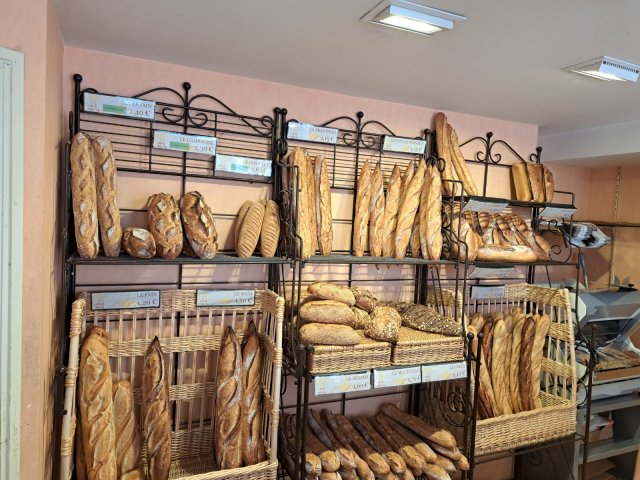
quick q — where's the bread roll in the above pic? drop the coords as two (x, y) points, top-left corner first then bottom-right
(512, 162), (532, 202)
(530, 314), (551, 409)
(365, 306), (401, 342)
(180, 191), (218, 259)
(147, 193), (183, 259)
(519, 317), (536, 411)
(237, 200), (266, 257)
(235, 201), (253, 249)
(215, 326), (243, 469)
(542, 165), (554, 202)
(369, 164), (385, 256)
(420, 164), (443, 260)
(491, 320), (512, 416)
(78, 327), (117, 479)
(447, 124), (478, 196)
(112, 380), (142, 479)
(353, 160), (372, 256)
(394, 160), (426, 258)
(300, 300), (357, 326)
(260, 200), (280, 258)
(382, 165), (402, 257)
(350, 287), (377, 313)
(526, 163), (545, 203)
(314, 155), (333, 255)
(92, 136), (122, 257)
(509, 315), (526, 412)
(308, 282), (356, 306)
(122, 228), (156, 258)
(71, 132), (100, 258)
(300, 323), (360, 346)
(241, 321), (265, 465)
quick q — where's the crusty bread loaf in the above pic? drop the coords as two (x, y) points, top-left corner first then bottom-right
(314, 155), (333, 255)
(399, 163), (415, 203)
(353, 417), (406, 474)
(410, 214), (421, 258)
(122, 228), (156, 259)
(71, 132), (100, 258)
(476, 245), (538, 263)
(147, 193), (183, 259)
(350, 287), (378, 313)
(420, 164), (443, 260)
(300, 300), (357, 326)
(300, 323), (361, 346)
(543, 165), (554, 202)
(241, 321), (265, 466)
(365, 306), (401, 342)
(333, 414), (390, 477)
(509, 314), (526, 412)
(142, 337), (171, 480)
(351, 308), (370, 329)
(380, 403), (456, 449)
(235, 201), (253, 249)
(535, 233), (552, 259)
(434, 112), (455, 195)
(308, 282), (356, 306)
(371, 414), (428, 473)
(92, 136), (122, 257)
(382, 165), (401, 257)
(290, 148), (314, 259)
(353, 160), (372, 256)
(237, 200), (266, 257)
(450, 216), (480, 262)
(468, 325), (496, 420)
(215, 326), (243, 469)
(78, 327), (117, 479)
(512, 162), (532, 202)
(260, 199), (281, 258)
(491, 320), (512, 416)
(369, 164), (385, 257)
(519, 317), (536, 411)
(526, 163), (545, 203)
(112, 380), (142, 479)
(531, 314), (551, 409)
(394, 160), (426, 258)
(180, 191), (218, 259)
(447, 124), (478, 196)
(305, 153), (318, 255)
(305, 427), (340, 472)
(481, 317), (494, 373)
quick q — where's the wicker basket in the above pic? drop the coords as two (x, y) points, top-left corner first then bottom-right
(307, 330), (391, 374)
(60, 289), (283, 480)
(426, 284), (577, 456)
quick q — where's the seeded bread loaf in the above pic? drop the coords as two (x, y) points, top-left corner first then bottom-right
(299, 300), (356, 326)
(308, 282), (356, 306)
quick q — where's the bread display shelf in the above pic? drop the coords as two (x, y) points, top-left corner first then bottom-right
(303, 253), (456, 266)
(60, 289), (283, 480)
(67, 252), (292, 265)
(444, 194), (576, 212)
(469, 259), (580, 268)
(391, 327), (465, 366)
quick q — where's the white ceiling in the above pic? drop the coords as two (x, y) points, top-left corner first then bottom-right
(55, 0), (640, 135)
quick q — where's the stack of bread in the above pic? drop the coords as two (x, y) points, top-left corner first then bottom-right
(467, 309), (551, 419)
(233, 200), (281, 257)
(283, 403), (468, 480)
(512, 160), (554, 203)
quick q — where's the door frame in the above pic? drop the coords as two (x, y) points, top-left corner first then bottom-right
(0, 46), (24, 480)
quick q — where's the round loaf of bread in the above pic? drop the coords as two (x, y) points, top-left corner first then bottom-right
(237, 201), (266, 257)
(308, 282), (356, 306)
(122, 228), (156, 259)
(299, 300), (356, 326)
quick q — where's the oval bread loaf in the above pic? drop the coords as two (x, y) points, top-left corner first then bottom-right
(92, 136), (122, 257)
(300, 323), (360, 346)
(350, 287), (378, 313)
(180, 191), (218, 259)
(122, 228), (156, 258)
(235, 201), (253, 249)
(260, 200), (280, 257)
(237, 200), (266, 257)
(308, 282), (356, 306)
(365, 306), (401, 342)
(350, 307), (370, 329)
(147, 193), (183, 259)
(300, 300), (357, 326)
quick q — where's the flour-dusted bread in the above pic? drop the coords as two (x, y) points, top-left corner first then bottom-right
(237, 200), (266, 257)
(260, 200), (281, 257)
(368, 163), (385, 257)
(112, 380), (143, 479)
(542, 165), (554, 202)
(307, 282), (356, 306)
(241, 321), (266, 465)
(147, 193), (183, 259)
(365, 306), (401, 342)
(235, 201), (253, 250)
(290, 148), (315, 259)
(447, 124), (478, 196)
(179, 191), (218, 259)
(314, 155), (333, 255)
(300, 300), (357, 326)
(71, 132), (100, 258)
(92, 136), (122, 257)
(382, 165), (401, 258)
(512, 162), (533, 201)
(305, 153), (319, 255)
(394, 160), (426, 258)
(353, 160), (372, 256)
(300, 323), (361, 346)
(434, 113), (456, 195)
(420, 164), (443, 260)
(122, 228), (156, 259)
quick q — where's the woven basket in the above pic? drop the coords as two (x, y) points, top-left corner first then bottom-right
(60, 289), (283, 480)
(307, 330), (391, 374)
(426, 284), (577, 456)
(391, 327), (464, 365)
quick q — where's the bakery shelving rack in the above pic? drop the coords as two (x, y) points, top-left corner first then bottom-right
(54, 75), (296, 480)
(274, 111), (481, 480)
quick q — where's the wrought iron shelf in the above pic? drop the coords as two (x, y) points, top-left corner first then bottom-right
(469, 259), (579, 268)
(581, 220), (640, 228)
(445, 194), (576, 212)
(66, 252), (292, 266)
(303, 253), (456, 266)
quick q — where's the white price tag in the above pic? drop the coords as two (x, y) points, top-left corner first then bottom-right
(373, 366), (422, 388)
(469, 267), (514, 279)
(287, 122), (338, 144)
(421, 361), (467, 383)
(470, 285), (506, 299)
(153, 130), (217, 155)
(196, 290), (255, 307)
(463, 198), (508, 214)
(84, 93), (155, 120)
(540, 206), (577, 220)
(382, 136), (426, 154)
(91, 290), (160, 310)
(314, 371), (371, 396)
(215, 154), (272, 177)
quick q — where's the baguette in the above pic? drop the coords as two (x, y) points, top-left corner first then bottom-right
(260, 199), (280, 258)
(380, 404), (456, 449)
(426, 442), (462, 462)
(519, 317), (536, 411)
(390, 422), (441, 472)
(241, 320), (265, 466)
(142, 337), (171, 480)
(308, 282), (356, 306)
(180, 191), (218, 259)
(315, 155), (333, 255)
(530, 313), (551, 409)
(450, 216), (480, 262)
(70, 132), (100, 258)
(291, 148), (314, 259)
(410, 213), (421, 258)
(112, 380), (142, 479)
(526, 163), (545, 202)
(309, 410), (357, 470)
(476, 245), (538, 263)
(434, 113), (455, 195)
(509, 314), (526, 413)
(147, 193), (183, 259)
(542, 165), (554, 202)
(78, 327), (117, 479)
(491, 320), (513, 416)
(468, 325), (497, 419)
(237, 200), (266, 257)
(512, 162), (532, 201)
(300, 323), (360, 346)
(382, 165), (402, 257)
(420, 164), (443, 260)
(235, 201), (253, 249)
(332, 414), (390, 476)
(447, 124), (479, 195)
(353, 160), (372, 256)
(76, 400), (87, 480)
(305, 427), (340, 472)
(481, 317), (494, 373)
(321, 410), (374, 480)
(394, 160), (426, 258)
(92, 136), (122, 257)
(369, 164), (385, 257)
(299, 300), (357, 326)
(433, 454), (456, 474)
(215, 327), (243, 469)
(306, 153), (318, 254)
(374, 413), (434, 466)
(399, 163), (415, 203)
(353, 417), (406, 474)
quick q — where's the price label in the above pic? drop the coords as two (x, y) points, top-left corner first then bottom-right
(153, 130), (217, 155)
(470, 285), (506, 299)
(215, 154), (272, 177)
(539, 206), (576, 220)
(287, 122), (338, 144)
(422, 362), (467, 383)
(314, 371), (371, 396)
(84, 93), (155, 120)
(382, 136), (426, 154)
(469, 267), (514, 279)
(373, 366), (422, 388)
(91, 290), (160, 310)
(463, 198), (508, 214)
(196, 290), (255, 307)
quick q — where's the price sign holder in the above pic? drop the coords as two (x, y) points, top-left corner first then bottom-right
(463, 198), (508, 214)
(83, 92), (156, 121)
(382, 136), (426, 154)
(373, 366), (422, 388)
(539, 205), (577, 220)
(469, 266), (515, 279)
(314, 371), (372, 396)
(91, 290), (160, 311)
(196, 290), (256, 307)
(470, 285), (506, 300)
(215, 154), (272, 177)
(152, 130), (217, 155)
(287, 122), (338, 144)
(421, 362), (467, 383)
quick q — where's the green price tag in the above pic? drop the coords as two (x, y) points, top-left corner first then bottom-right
(103, 104), (127, 114)
(169, 141), (190, 151)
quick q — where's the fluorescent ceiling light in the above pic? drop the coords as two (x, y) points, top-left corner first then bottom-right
(564, 56), (640, 82)
(361, 0), (465, 36)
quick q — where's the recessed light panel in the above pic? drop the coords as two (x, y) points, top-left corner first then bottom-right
(361, 0), (465, 36)
(564, 56), (640, 82)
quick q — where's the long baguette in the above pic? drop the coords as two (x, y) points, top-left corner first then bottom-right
(435, 113), (455, 195)
(241, 320), (265, 466)
(353, 160), (372, 256)
(382, 165), (402, 257)
(372, 414), (428, 472)
(519, 317), (536, 411)
(530, 314), (551, 409)
(410, 214), (421, 258)
(394, 160), (426, 258)
(306, 153), (318, 254)
(309, 410), (357, 470)
(369, 164), (385, 257)
(353, 417), (406, 474)
(400, 163), (415, 203)
(305, 427), (340, 473)
(447, 124), (478, 195)
(380, 404), (456, 449)
(491, 320), (513, 416)
(315, 155), (333, 255)
(468, 325), (497, 419)
(333, 414), (391, 476)
(509, 315), (526, 412)
(420, 164), (443, 260)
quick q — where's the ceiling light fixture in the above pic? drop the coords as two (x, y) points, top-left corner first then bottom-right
(564, 56), (640, 82)
(361, 0), (465, 36)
